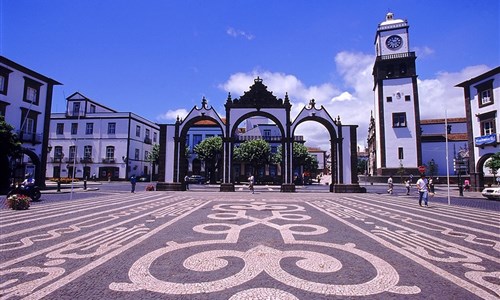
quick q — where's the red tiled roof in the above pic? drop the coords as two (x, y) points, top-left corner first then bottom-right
(420, 117), (466, 124)
(193, 117), (226, 125)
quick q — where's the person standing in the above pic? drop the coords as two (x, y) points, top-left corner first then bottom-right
(248, 174), (255, 194)
(387, 176), (393, 194)
(416, 174), (429, 207)
(184, 175), (190, 190)
(130, 175), (137, 193)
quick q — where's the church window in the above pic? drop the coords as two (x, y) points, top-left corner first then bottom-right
(392, 112), (407, 128)
(405, 95), (411, 101)
(386, 96), (393, 102)
(398, 147), (404, 160)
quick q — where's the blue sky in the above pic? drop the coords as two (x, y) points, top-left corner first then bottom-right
(2, 0), (499, 149)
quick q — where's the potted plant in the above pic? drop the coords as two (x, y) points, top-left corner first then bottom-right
(6, 194), (31, 210)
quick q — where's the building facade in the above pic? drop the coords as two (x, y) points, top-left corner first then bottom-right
(372, 12), (421, 175)
(48, 92), (160, 181)
(456, 66), (500, 190)
(420, 118), (468, 177)
(0, 56), (61, 186)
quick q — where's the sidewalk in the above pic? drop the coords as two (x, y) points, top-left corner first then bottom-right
(42, 180), (101, 194)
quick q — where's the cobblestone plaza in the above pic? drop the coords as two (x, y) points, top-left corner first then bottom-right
(1, 191), (499, 299)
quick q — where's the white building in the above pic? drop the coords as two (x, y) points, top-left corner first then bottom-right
(372, 12), (421, 175)
(0, 56), (61, 187)
(48, 92), (160, 181)
(456, 66), (500, 190)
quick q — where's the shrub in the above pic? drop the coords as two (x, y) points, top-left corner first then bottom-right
(49, 177), (80, 184)
(7, 194), (31, 210)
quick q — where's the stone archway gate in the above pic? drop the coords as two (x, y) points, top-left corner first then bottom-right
(157, 78), (364, 193)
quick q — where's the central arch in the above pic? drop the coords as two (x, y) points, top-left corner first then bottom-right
(157, 78), (364, 193)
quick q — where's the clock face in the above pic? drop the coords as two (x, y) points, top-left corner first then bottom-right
(386, 35), (403, 50)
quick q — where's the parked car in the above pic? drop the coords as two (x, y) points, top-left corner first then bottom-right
(187, 175), (206, 184)
(481, 186), (500, 200)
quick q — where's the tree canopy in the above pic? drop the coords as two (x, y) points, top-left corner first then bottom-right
(233, 139), (273, 175)
(194, 136), (223, 183)
(0, 115), (21, 190)
(485, 152), (500, 176)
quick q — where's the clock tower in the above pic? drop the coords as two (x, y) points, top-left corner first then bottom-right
(372, 12), (421, 175)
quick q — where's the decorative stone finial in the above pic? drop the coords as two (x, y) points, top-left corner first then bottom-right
(254, 76), (263, 83)
(309, 99), (316, 108)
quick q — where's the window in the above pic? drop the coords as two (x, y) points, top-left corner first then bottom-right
(136, 125), (141, 137)
(476, 79), (494, 108)
(72, 102), (81, 115)
(398, 147), (404, 160)
(135, 148), (140, 160)
(263, 129), (271, 137)
(24, 77), (43, 105)
(24, 118), (35, 134)
(106, 146), (115, 159)
(481, 119), (496, 135)
(108, 122), (116, 134)
(185, 134), (190, 147)
(56, 123), (64, 134)
(86, 123), (94, 134)
(153, 132), (158, 143)
(54, 146), (63, 159)
(392, 112), (407, 128)
(84, 145), (92, 159)
(481, 89), (492, 105)
(0, 66), (12, 95)
(193, 134), (202, 146)
(145, 150), (149, 161)
(89, 104), (96, 113)
(145, 128), (150, 139)
(386, 96), (392, 102)
(71, 123), (78, 135)
(405, 95), (411, 101)
(69, 145), (76, 160)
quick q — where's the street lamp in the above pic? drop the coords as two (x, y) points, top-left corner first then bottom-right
(57, 152), (64, 192)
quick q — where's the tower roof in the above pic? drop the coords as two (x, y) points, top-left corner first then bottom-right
(380, 12), (405, 26)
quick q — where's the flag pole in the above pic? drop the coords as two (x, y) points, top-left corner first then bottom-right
(445, 110), (451, 205)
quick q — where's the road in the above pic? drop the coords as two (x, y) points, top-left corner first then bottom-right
(0, 185), (499, 299)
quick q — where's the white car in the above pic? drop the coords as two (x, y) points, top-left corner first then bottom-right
(481, 186), (500, 200)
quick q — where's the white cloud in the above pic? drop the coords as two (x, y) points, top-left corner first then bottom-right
(218, 54), (492, 151)
(412, 46), (435, 58)
(418, 65), (491, 119)
(226, 27), (255, 40)
(157, 108), (189, 121)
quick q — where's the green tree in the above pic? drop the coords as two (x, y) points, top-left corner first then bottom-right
(146, 144), (160, 180)
(485, 152), (500, 182)
(275, 142), (319, 181)
(194, 136), (223, 183)
(427, 159), (438, 177)
(0, 115), (21, 190)
(234, 139), (273, 178)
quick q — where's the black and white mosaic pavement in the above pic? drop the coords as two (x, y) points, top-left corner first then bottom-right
(1, 191), (499, 299)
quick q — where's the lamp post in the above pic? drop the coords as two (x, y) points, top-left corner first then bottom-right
(57, 152), (64, 192)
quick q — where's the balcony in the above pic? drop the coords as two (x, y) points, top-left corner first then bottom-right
(80, 157), (93, 164)
(376, 52), (416, 61)
(144, 137), (152, 144)
(51, 157), (64, 163)
(102, 157), (116, 163)
(16, 131), (42, 144)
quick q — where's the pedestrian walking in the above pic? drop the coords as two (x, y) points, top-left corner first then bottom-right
(416, 174), (429, 207)
(405, 178), (411, 195)
(184, 175), (190, 190)
(387, 176), (393, 194)
(248, 174), (255, 194)
(130, 175), (137, 193)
